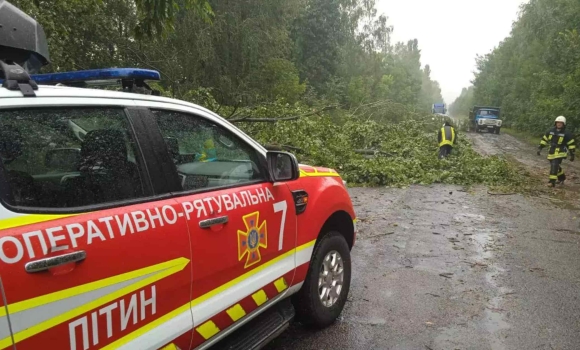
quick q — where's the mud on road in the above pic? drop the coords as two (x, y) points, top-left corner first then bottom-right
(267, 133), (580, 350)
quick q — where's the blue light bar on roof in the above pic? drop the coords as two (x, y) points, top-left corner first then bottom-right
(29, 68), (161, 85)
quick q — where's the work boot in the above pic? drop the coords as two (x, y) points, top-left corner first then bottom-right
(548, 180), (556, 187)
(558, 174), (566, 185)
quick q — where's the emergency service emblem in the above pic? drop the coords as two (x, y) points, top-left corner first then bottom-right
(237, 211), (267, 268)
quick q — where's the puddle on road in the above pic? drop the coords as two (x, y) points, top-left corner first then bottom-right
(485, 296), (510, 350)
(345, 316), (387, 326)
(433, 213), (511, 350)
(454, 213), (486, 223)
(470, 224), (511, 350)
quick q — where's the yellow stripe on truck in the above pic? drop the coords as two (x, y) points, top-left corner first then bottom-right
(100, 303), (191, 350)
(274, 277), (288, 293)
(0, 257), (190, 349)
(226, 304), (246, 322)
(0, 213), (78, 231)
(299, 169), (340, 178)
(251, 290), (268, 306)
(87, 240), (316, 350)
(196, 320), (220, 340)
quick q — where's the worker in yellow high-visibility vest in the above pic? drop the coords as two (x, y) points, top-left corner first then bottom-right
(437, 121), (456, 159)
(198, 138), (217, 162)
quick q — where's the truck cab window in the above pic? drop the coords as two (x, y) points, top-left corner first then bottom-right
(0, 108), (146, 210)
(151, 109), (265, 192)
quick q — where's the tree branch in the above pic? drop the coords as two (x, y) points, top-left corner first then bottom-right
(229, 105), (339, 123)
(354, 149), (393, 157)
(226, 102), (241, 118)
(230, 116), (301, 123)
(124, 44), (171, 80)
(264, 144), (304, 152)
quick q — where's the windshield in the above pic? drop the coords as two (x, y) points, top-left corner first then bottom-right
(478, 110), (498, 116)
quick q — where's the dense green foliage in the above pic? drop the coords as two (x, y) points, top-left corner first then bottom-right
(14, 0), (443, 111)
(236, 104), (526, 187)
(10, 0), (525, 188)
(452, 0), (580, 136)
(449, 86), (474, 119)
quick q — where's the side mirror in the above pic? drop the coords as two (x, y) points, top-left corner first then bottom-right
(45, 148), (81, 172)
(266, 151), (300, 182)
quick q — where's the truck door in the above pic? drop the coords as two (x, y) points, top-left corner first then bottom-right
(147, 108), (298, 348)
(0, 106), (193, 350)
(0, 295), (12, 349)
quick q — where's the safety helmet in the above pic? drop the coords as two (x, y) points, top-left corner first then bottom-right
(555, 116), (566, 125)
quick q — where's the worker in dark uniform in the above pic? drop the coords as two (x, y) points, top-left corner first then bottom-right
(438, 121), (456, 159)
(537, 116), (575, 186)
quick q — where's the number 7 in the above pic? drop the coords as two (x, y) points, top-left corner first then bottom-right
(273, 200), (288, 251)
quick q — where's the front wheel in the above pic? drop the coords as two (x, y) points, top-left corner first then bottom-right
(293, 231), (352, 329)
(495, 127), (501, 134)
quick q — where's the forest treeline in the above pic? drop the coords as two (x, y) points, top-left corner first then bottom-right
(450, 0), (580, 135)
(11, 0), (526, 188)
(13, 0), (444, 114)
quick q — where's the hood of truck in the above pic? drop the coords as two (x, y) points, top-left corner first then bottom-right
(298, 164), (341, 178)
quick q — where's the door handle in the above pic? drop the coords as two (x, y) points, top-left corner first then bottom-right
(199, 215), (228, 229)
(25, 251), (86, 273)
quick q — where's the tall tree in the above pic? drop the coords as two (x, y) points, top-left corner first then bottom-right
(472, 0), (580, 133)
(450, 86), (474, 117)
(291, 0), (349, 91)
(11, 0), (212, 71)
(419, 64), (444, 112)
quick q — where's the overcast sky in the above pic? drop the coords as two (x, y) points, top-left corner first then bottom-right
(376, 0), (528, 104)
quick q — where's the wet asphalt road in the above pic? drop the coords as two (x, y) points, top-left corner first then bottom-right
(266, 133), (580, 350)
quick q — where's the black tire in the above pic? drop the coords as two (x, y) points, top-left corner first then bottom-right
(496, 127), (501, 135)
(293, 231), (352, 329)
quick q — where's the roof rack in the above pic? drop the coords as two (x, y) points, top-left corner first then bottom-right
(0, 60), (39, 97)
